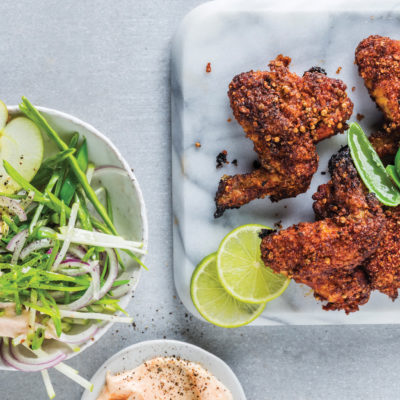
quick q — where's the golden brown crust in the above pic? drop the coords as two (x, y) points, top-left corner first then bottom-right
(355, 35), (400, 124)
(368, 129), (400, 163)
(260, 148), (386, 313)
(215, 55), (353, 217)
(362, 208), (400, 299)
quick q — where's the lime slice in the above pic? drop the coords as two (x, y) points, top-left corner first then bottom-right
(217, 224), (290, 304)
(191, 253), (266, 328)
(0, 117), (44, 193)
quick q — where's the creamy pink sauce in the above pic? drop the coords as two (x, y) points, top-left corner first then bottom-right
(0, 302), (54, 339)
(97, 356), (233, 400)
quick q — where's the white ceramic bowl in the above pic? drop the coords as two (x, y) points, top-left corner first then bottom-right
(81, 339), (247, 400)
(0, 105), (148, 370)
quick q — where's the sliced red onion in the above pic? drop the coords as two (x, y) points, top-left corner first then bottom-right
(59, 260), (101, 310)
(8, 229), (29, 264)
(98, 248), (119, 299)
(0, 196), (27, 221)
(57, 324), (99, 345)
(52, 203), (80, 270)
(6, 229), (28, 252)
(59, 282), (94, 311)
(0, 338), (64, 372)
(61, 259), (89, 266)
(10, 342), (66, 366)
(91, 261), (101, 300)
(68, 245), (87, 259)
(58, 267), (89, 276)
(110, 277), (132, 299)
(58, 260), (91, 276)
(20, 238), (54, 260)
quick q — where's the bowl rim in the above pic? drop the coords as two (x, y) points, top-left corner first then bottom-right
(0, 105), (148, 370)
(81, 339), (247, 400)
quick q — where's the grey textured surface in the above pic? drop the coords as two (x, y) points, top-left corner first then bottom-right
(0, 1), (399, 399)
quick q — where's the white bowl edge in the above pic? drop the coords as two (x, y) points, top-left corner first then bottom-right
(81, 339), (247, 400)
(0, 105), (149, 370)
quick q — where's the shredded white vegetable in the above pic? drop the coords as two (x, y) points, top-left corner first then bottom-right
(41, 369), (56, 399)
(59, 309), (133, 323)
(57, 227), (146, 254)
(54, 363), (93, 392)
(52, 202), (80, 270)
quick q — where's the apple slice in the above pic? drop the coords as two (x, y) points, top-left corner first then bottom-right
(0, 100), (8, 132)
(0, 117), (44, 193)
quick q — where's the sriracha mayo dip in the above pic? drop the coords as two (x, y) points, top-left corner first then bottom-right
(97, 356), (233, 400)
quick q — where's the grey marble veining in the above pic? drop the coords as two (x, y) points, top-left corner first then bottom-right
(172, 0), (400, 325)
(2, 1), (400, 400)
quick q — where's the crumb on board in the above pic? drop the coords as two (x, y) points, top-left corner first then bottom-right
(258, 228), (277, 239)
(227, 118), (232, 122)
(356, 113), (365, 121)
(216, 150), (229, 168)
(195, 141), (201, 148)
(307, 66), (327, 75)
(352, 86), (356, 92)
(253, 159), (261, 169)
(274, 220), (283, 229)
(336, 66), (342, 74)
(232, 159), (238, 166)
(206, 62), (211, 73)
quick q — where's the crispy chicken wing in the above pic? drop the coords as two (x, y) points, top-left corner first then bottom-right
(256, 36), (400, 312)
(214, 55), (353, 218)
(363, 207), (400, 299)
(356, 35), (400, 125)
(369, 129), (400, 162)
(260, 148), (386, 313)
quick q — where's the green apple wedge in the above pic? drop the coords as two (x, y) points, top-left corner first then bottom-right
(0, 100), (8, 131)
(0, 110), (44, 193)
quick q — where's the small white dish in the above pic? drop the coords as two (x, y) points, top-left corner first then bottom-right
(81, 339), (247, 400)
(0, 105), (148, 370)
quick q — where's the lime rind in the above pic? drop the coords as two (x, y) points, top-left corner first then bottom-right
(191, 253), (266, 328)
(216, 224), (290, 304)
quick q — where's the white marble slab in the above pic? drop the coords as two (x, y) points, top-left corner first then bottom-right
(171, 0), (400, 325)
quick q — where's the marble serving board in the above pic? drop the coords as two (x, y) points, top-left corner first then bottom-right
(171, 0), (400, 325)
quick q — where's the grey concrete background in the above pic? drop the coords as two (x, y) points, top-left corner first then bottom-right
(0, 1), (399, 399)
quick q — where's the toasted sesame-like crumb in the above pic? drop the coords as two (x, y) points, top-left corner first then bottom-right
(206, 62), (211, 73)
(216, 150), (229, 168)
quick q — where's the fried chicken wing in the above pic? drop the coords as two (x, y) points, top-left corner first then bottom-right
(363, 207), (400, 299)
(369, 129), (400, 162)
(355, 35), (400, 125)
(214, 55), (353, 218)
(260, 148), (386, 313)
